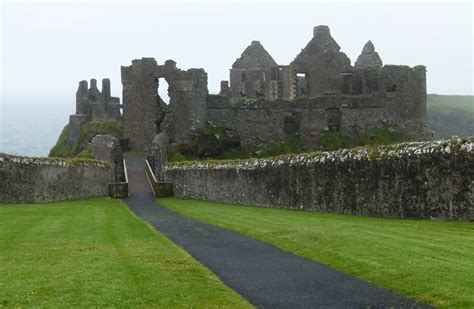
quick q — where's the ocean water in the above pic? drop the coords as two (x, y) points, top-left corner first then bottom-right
(0, 98), (74, 157)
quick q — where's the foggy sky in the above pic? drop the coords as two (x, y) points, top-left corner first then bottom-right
(1, 1), (473, 104)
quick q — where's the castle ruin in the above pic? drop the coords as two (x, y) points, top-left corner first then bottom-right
(65, 25), (432, 174)
(67, 78), (121, 145)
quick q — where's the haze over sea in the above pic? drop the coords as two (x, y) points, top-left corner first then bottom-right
(0, 98), (74, 157)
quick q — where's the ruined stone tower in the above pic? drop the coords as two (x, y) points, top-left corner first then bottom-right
(121, 58), (163, 151)
(121, 58), (208, 152)
(67, 78), (121, 145)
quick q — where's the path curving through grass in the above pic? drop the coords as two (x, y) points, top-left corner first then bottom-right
(0, 198), (250, 307)
(160, 197), (474, 308)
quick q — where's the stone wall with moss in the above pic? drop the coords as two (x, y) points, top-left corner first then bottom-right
(164, 138), (474, 220)
(206, 90), (431, 151)
(0, 154), (112, 203)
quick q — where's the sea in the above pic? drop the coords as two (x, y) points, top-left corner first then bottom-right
(0, 98), (74, 157)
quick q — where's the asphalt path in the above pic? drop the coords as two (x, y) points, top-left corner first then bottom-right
(123, 154), (428, 308)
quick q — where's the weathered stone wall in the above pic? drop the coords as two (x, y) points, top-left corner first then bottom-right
(91, 135), (124, 182)
(165, 68), (208, 141)
(121, 58), (162, 151)
(0, 154), (112, 203)
(206, 93), (430, 150)
(291, 26), (352, 95)
(164, 138), (474, 220)
(67, 78), (121, 146)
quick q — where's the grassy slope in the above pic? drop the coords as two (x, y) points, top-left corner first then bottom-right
(49, 119), (124, 158)
(427, 94), (474, 138)
(0, 198), (250, 308)
(169, 128), (411, 162)
(160, 198), (474, 308)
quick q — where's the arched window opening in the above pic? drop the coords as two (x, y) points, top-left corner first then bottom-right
(158, 78), (170, 104)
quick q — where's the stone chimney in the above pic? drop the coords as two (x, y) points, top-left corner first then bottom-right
(76, 80), (88, 114)
(102, 78), (111, 102)
(355, 40), (383, 69)
(313, 25), (330, 37)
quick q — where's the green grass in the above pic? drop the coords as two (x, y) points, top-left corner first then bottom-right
(160, 198), (474, 308)
(427, 94), (474, 138)
(428, 94), (474, 115)
(0, 198), (250, 308)
(49, 119), (124, 158)
(169, 128), (410, 162)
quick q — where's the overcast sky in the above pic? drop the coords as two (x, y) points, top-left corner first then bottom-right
(1, 1), (473, 104)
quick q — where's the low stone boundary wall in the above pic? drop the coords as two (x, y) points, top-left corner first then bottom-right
(164, 138), (474, 220)
(0, 154), (112, 203)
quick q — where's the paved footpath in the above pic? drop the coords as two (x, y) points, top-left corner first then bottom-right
(123, 155), (428, 308)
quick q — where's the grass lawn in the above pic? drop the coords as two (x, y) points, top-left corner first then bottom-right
(160, 198), (474, 308)
(0, 198), (251, 308)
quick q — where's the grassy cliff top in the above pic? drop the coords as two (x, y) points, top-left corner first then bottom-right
(428, 94), (474, 138)
(49, 119), (123, 158)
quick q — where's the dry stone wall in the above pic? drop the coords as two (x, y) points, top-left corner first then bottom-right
(0, 154), (112, 203)
(164, 138), (474, 220)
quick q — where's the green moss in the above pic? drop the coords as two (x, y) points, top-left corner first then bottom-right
(219, 148), (254, 160)
(49, 119), (123, 158)
(196, 123), (226, 139)
(168, 128), (411, 163)
(368, 149), (381, 159)
(67, 157), (110, 167)
(316, 128), (409, 152)
(0, 152), (109, 167)
(318, 131), (359, 151)
(264, 133), (302, 157)
(449, 136), (462, 152)
(74, 120), (124, 155)
(76, 148), (93, 159)
(168, 150), (194, 162)
(362, 128), (410, 145)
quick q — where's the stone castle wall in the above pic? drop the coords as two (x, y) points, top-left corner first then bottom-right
(164, 138), (474, 220)
(121, 58), (163, 151)
(207, 82), (431, 150)
(118, 26), (430, 154)
(66, 78), (121, 146)
(0, 154), (112, 203)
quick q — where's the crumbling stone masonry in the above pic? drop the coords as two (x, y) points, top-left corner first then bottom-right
(67, 78), (121, 145)
(91, 135), (125, 182)
(164, 138), (474, 220)
(115, 25), (432, 174)
(121, 58), (208, 151)
(121, 58), (163, 151)
(58, 25), (431, 166)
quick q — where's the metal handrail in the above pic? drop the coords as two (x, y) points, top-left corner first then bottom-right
(108, 158), (129, 198)
(123, 159), (128, 183)
(145, 158), (158, 183)
(145, 158), (158, 196)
